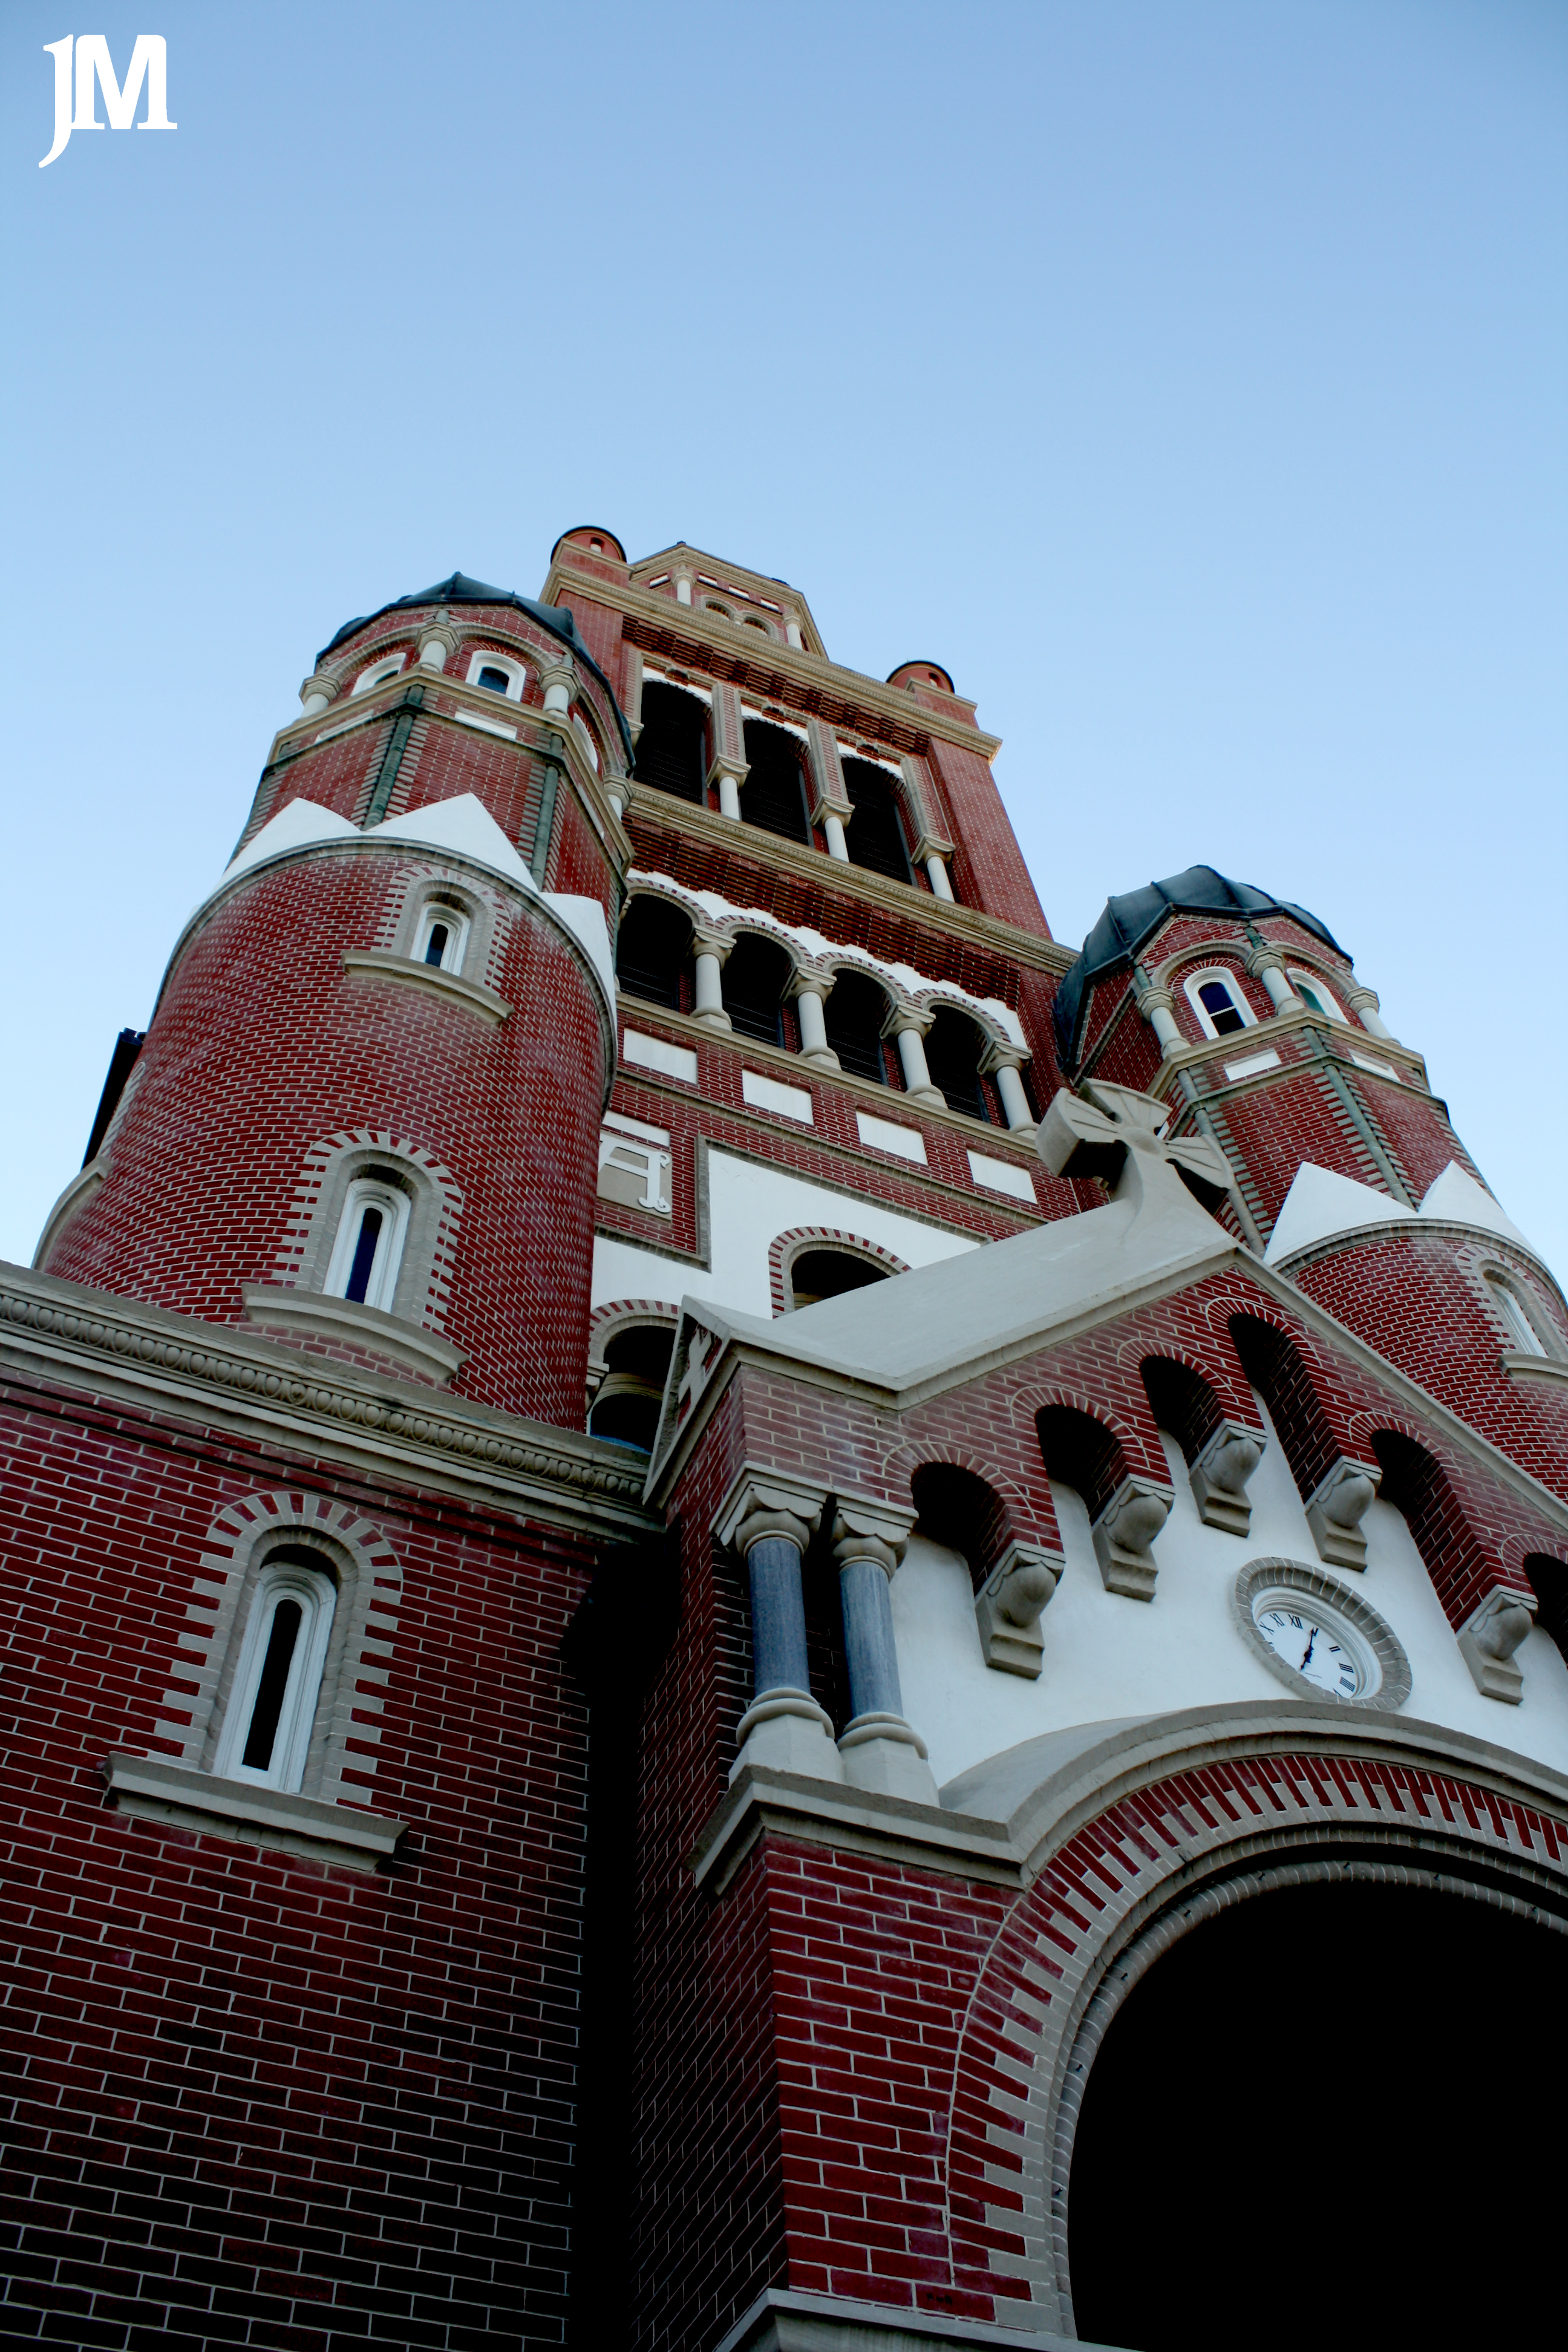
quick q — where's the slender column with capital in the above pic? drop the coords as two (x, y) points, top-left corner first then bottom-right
(417, 622), (457, 673)
(1245, 944), (1302, 1016)
(691, 927), (733, 1028)
(1347, 984), (1394, 1041)
(888, 1014), (943, 1108)
(832, 1506), (938, 1802)
(790, 976), (840, 1070)
(717, 1475), (841, 1783)
(1137, 984), (1184, 1059)
(981, 1043), (1037, 1135)
(298, 673), (338, 718)
(539, 658), (575, 717)
(924, 853), (954, 902)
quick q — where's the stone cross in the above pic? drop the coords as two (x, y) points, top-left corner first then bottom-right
(1039, 1079), (1236, 1226)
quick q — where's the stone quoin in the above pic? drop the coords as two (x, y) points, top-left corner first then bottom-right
(4, 536), (1566, 2352)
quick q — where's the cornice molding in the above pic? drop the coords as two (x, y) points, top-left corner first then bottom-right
(1274, 1218), (1567, 1310)
(0, 1264), (659, 1539)
(544, 568), (1002, 761)
(624, 787), (1072, 977)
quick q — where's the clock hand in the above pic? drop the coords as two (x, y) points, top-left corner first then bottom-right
(1299, 1628), (1318, 1672)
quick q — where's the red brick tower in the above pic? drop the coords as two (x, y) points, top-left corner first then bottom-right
(4, 538), (1566, 2352)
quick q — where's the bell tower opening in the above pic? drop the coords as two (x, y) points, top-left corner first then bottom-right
(1067, 1877), (1565, 2351)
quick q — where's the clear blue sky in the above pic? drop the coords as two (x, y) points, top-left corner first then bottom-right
(4, 2), (1564, 1269)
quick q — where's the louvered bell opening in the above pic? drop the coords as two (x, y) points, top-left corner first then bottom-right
(588, 1324), (676, 1454)
(722, 933), (791, 1045)
(616, 896), (691, 1010)
(632, 683), (707, 804)
(842, 759), (912, 884)
(824, 972), (890, 1085)
(740, 721), (812, 844)
(924, 1008), (990, 1119)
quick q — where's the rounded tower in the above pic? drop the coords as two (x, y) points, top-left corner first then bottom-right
(38, 573), (634, 1427)
(1052, 864), (1568, 1506)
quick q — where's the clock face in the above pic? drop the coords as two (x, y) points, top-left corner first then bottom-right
(1255, 1603), (1365, 1699)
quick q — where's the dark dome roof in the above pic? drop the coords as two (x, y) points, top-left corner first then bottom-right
(318, 572), (633, 764)
(1053, 864), (1344, 1068)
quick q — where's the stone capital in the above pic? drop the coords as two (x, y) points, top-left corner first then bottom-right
(978, 1036), (1026, 1077)
(786, 967), (833, 1004)
(1244, 942), (1287, 979)
(880, 998), (930, 1040)
(690, 924), (735, 964)
(416, 621), (459, 661)
(299, 672), (339, 708)
(715, 1465), (828, 1560)
(831, 1497), (917, 1578)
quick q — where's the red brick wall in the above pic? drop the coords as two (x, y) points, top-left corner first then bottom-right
(47, 852), (607, 1426)
(0, 1377), (596, 2348)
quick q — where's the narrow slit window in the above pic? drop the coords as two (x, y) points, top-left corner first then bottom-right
(325, 1177), (410, 1313)
(1486, 1273), (1546, 1357)
(413, 903), (469, 974)
(241, 1600), (303, 1770)
(423, 921), (451, 969)
(214, 1552), (337, 1793)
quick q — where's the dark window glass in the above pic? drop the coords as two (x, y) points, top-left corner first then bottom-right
(722, 933), (791, 1045)
(924, 1009), (988, 1119)
(424, 923), (449, 968)
(241, 1599), (302, 1771)
(823, 972), (890, 1085)
(477, 665), (510, 694)
(841, 759), (912, 884)
(740, 721), (811, 844)
(616, 897), (691, 1010)
(345, 1206), (383, 1303)
(632, 683), (707, 804)
(790, 1250), (889, 1309)
(1198, 979), (1246, 1035)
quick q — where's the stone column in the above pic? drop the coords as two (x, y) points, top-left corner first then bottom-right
(691, 927), (733, 1028)
(539, 658), (576, 717)
(708, 682), (749, 822)
(785, 620), (804, 650)
(673, 567), (694, 606)
(924, 853), (955, 901)
(886, 1010), (943, 1108)
(717, 1474), (840, 1782)
(416, 622), (457, 673)
(832, 1506), (937, 1802)
(606, 786), (627, 823)
(1246, 944), (1302, 1014)
(789, 975), (840, 1070)
(1137, 985), (1184, 1059)
(805, 719), (852, 862)
(981, 1042), (1037, 1135)
(1347, 984), (1394, 1041)
(298, 673), (338, 718)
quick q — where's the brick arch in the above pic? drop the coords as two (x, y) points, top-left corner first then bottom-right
(1005, 1377), (1166, 1500)
(270, 1128), (465, 1335)
(890, 1441), (1059, 1578)
(941, 1713), (1568, 2335)
(1226, 1307), (1356, 1501)
(587, 1297), (679, 1371)
(768, 1226), (910, 1316)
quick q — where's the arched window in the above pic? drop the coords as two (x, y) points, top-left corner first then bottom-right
(742, 615), (771, 637)
(573, 708), (601, 771)
(841, 758), (912, 884)
(413, 900), (469, 974)
(353, 653), (406, 696)
(740, 720), (812, 844)
(588, 1324), (675, 1452)
(632, 682), (707, 804)
(1184, 968), (1253, 1039)
(722, 932), (792, 1045)
(823, 970), (892, 1085)
(212, 1548), (337, 1792)
(464, 650), (525, 700)
(616, 895), (691, 1011)
(788, 1249), (890, 1310)
(924, 1008), (990, 1118)
(325, 1175), (410, 1312)
(1485, 1271), (1546, 1357)
(1290, 971), (1346, 1022)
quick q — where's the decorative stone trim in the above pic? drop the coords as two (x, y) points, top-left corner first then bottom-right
(1089, 1475), (1172, 1599)
(31, 1161), (107, 1273)
(241, 1284), (465, 1385)
(974, 1541), (1062, 1677)
(1457, 1586), (1538, 1704)
(711, 2287), (1070, 2352)
(341, 948), (511, 1023)
(267, 1128), (464, 1335)
(1188, 1419), (1266, 1535)
(1503, 1351), (1568, 1385)
(103, 1755), (405, 1872)
(1232, 1558), (1412, 1709)
(0, 1265), (657, 1534)
(1304, 1455), (1381, 1570)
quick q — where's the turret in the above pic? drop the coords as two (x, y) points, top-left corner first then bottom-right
(36, 573), (634, 1427)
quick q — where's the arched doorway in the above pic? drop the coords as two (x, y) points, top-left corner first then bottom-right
(1067, 1875), (1566, 2350)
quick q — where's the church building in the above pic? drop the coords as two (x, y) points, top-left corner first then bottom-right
(4, 531), (1566, 2352)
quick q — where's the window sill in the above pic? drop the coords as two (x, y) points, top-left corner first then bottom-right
(1501, 1351), (1568, 1384)
(241, 1284), (465, 1385)
(342, 947), (511, 1024)
(103, 1754), (406, 1872)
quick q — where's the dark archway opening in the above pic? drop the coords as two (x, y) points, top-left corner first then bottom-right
(824, 971), (892, 1085)
(632, 682), (707, 803)
(1068, 1878), (1566, 2352)
(842, 757), (912, 884)
(615, 895), (691, 1011)
(924, 1008), (990, 1119)
(587, 1324), (675, 1454)
(788, 1249), (889, 1310)
(722, 932), (792, 1046)
(741, 720), (812, 844)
